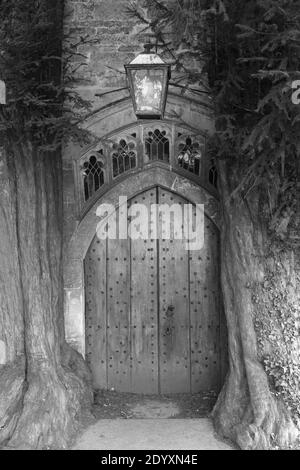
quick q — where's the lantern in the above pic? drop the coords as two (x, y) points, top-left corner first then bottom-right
(125, 44), (171, 119)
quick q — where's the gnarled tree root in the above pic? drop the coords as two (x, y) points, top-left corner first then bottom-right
(0, 358), (26, 445)
(0, 346), (93, 449)
(213, 372), (299, 450)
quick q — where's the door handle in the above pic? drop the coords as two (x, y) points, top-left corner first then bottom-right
(165, 305), (175, 318)
(165, 326), (172, 336)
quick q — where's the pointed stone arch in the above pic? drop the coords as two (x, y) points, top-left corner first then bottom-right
(64, 165), (220, 355)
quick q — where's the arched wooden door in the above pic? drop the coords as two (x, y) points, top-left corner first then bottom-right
(85, 187), (226, 394)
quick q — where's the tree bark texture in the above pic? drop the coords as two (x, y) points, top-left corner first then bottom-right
(212, 160), (299, 450)
(0, 141), (92, 449)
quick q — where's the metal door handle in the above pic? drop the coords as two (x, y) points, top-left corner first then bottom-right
(166, 305), (174, 317)
(165, 327), (171, 336)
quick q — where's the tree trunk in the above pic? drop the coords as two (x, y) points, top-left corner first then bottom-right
(0, 140), (92, 449)
(212, 160), (299, 450)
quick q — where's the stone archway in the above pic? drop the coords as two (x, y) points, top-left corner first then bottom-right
(85, 185), (227, 394)
(64, 166), (221, 358)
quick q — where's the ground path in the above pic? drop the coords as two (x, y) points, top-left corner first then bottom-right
(72, 393), (234, 450)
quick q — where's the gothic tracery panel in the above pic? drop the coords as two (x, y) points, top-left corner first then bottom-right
(81, 151), (105, 202)
(144, 127), (170, 163)
(111, 137), (137, 178)
(177, 134), (204, 176)
(77, 124), (217, 213)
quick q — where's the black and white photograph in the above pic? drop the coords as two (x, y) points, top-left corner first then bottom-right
(0, 0), (299, 453)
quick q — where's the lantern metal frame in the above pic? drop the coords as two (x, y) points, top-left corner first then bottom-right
(125, 45), (171, 119)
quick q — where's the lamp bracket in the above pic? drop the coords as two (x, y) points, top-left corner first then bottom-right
(143, 43), (154, 54)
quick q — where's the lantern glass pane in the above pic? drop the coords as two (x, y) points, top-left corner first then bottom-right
(131, 69), (164, 115)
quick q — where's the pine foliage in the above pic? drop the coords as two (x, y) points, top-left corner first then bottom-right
(0, 0), (96, 151)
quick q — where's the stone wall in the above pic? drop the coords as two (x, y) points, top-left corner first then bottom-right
(64, 0), (207, 107)
(64, 0), (147, 107)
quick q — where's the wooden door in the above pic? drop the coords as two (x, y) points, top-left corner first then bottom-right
(85, 187), (226, 394)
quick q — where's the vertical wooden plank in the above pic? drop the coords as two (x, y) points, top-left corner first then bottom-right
(106, 210), (131, 392)
(84, 236), (107, 389)
(158, 188), (190, 393)
(190, 215), (221, 392)
(130, 189), (159, 393)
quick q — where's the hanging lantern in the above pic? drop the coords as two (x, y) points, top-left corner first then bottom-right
(125, 44), (171, 119)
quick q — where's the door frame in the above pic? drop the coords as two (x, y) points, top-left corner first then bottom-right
(64, 166), (220, 357)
